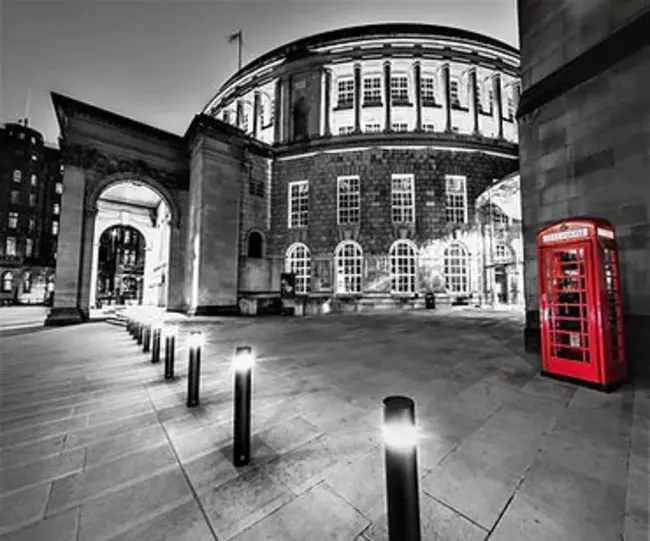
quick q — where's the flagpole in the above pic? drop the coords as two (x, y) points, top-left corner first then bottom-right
(238, 31), (243, 71)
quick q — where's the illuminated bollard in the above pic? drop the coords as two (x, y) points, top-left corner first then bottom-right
(233, 346), (255, 467)
(151, 324), (162, 363)
(126, 318), (132, 334)
(382, 396), (422, 541)
(164, 327), (176, 380)
(136, 321), (144, 345)
(143, 324), (151, 353)
(186, 332), (203, 407)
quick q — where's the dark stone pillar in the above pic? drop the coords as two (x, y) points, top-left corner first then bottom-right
(273, 79), (282, 143)
(414, 61), (422, 132)
(442, 63), (451, 132)
(236, 100), (243, 130)
(354, 63), (362, 134)
(513, 82), (521, 119)
(252, 91), (260, 139)
(493, 73), (503, 138)
(469, 69), (479, 134)
(324, 68), (332, 137)
(384, 61), (392, 132)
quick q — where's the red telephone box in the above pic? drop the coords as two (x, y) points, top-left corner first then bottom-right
(537, 217), (627, 391)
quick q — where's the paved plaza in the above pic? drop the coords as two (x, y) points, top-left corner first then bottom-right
(0, 308), (648, 540)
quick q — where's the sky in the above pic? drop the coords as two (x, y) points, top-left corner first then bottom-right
(0, 0), (518, 146)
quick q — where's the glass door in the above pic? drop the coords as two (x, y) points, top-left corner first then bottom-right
(541, 243), (600, 382)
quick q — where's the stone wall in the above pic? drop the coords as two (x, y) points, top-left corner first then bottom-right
(517, 0), (650, 373)
(269, 147), (518, 299)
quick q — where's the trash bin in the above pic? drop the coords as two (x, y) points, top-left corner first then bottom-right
(425, 292), (436, 309)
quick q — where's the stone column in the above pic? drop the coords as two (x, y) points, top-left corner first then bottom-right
(89, 239), (100, 308)
(414, 61), (422, 132)
(252, 91), (260, 139)
(76, 206), (97, 318)
(469, 68), (479, 134)
(384, 61), (392, 132)
(46, 165), (87, 325)
(187, 129), (243, 314)
(493, 73), (503, 138)
(236, 99), (243, 130)
(281, 77), (291, 143)
(273, 79), (282, 143)
(354, 63), (362, 134)
(323, 68), (332, 137)
(513, 82), (521, 119)
(442, 63), (451, 132)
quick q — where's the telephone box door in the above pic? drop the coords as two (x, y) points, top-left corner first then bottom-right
(540, 242), (600, 383)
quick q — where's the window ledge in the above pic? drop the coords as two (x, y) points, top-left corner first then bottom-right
(362, 102), (383, 109)
(333, 104), (354, 112)
(391, 101), (413, 107)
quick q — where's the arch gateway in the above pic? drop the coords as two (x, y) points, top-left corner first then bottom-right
(46, 93), (273, 325)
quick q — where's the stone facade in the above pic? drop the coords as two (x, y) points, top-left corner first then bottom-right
(517, 1), (650, 373)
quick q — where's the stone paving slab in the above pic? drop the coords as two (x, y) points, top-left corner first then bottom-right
(0, 309), (648, 540)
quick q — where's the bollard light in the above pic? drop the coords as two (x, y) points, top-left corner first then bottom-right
(150, 321), (162, 363)
(163, 326), (176, 380)
(233, 346), (255, 467)
(382, 396), (422, 541)
(186, 331), (203, 407)
(143, 323), (152, 353)
(136, 321), (144, 345)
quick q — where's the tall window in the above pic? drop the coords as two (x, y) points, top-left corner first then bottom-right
(2, 272), (13, 293)
(55, 182), (63, 194)
(28, 217), (35, 232)
(495, 244), (512, 262)
(421, 77), (436, 106)
(288, 180), (309, 228)
(8, 212), (18, 229)
(391, 75), (409, 104)
(10, 190), (19, 204)
(23, 272), (32, 293)
(445, 175), (467, 223)
(391, 174), (415, 223)
(507, 97), (514, 119)
(53, 203), (60, 215)
(390, 240), (417, 294)
(26, 238), (34, 257)
(29, 194), (36, 207)
(5, 237), (16, 256)
(13, 170), (22, 183)
(363, 76), (382, 106)
(444, 244), (469, 293)
(482, 203), (509, 225)
(335, 241), (363, 294)
(450, 78), (461, 108)
(52, 221), (59, 235)
(337, 78), (355, 108)
(285, 243), (311, 294)
(337, 175), (361, 225)
(30, 174), (37, 187)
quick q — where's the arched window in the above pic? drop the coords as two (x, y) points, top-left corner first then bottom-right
(389, 240), (417, 294)
(2, 272), (13, 293)
(444, 244), (469, 293)
(335, 241), (363, 294)
(480, 203), (509, 225)
(247, 231), (264, 258)
(23, 272), (32, 293)
(494, 244), (512, 262)
(285, 243), (311, 294)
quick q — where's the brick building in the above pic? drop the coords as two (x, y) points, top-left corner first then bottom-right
(0, 121), (63, 305)
(517, 2), (650, 373)
(46, 23), (523, 324)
